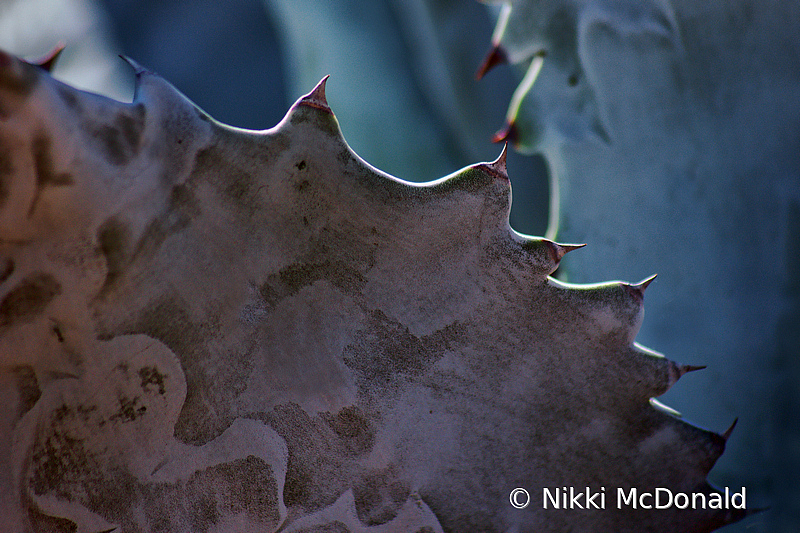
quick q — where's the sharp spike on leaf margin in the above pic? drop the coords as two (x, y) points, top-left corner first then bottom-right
(722, 417), (739, 441)
(118, 55), (148, 76)
(635, 273), (658, 291)
(546, 241), (585, 263)
(475, 43), (508, 80)
(299, 75), (332, 113)
(623, 273), (657, 301)
(489, 142), (508, 179)
(558, 242), (586, 255)
(680, 364), (707, 376)
(469, 143), (509, 182)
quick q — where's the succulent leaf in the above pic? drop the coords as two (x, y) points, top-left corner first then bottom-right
(0, 48), (745, 532)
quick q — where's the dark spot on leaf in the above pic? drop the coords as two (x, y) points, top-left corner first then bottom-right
(353, 466), (409, 526)
(139, 366), (167, 395)
(188, 456), (280, 527)
(259, 260), (365, 308)
(52, 323), (64, 342)
(321, 406), (375, 456)
(57, 84), (80, 110)
(196, 108), (212, 122)
(118, 104), (146, 151)
(296, 160), (306, 170)
(292, 522), (349, 533)
(130, 185), (197, 264)
(342, 310), (463, 391)
(27, 506), (77, 533)
(137, 455), (282, 532)
(194, 146), (263, 218)
(27, 135), (74, 216)
(0, 59), (38, 95)
(261, 403), (353, 510)
(0, 141), (13, 208)
(12, 365), (41, 417)
(568, 73), (579, 87)
(85, 105), (145, 167)
(0, 257), (14, 284)
(94, 125), (129, 166)
(97, 217), (130, 292)
(30, 407), (96, 497)
(108, 395), (147, 423)
(0, 272), (61, 328)
(116, 295), (248, 445)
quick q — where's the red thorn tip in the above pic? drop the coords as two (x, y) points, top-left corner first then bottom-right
(492, 121), (518, 144)
(476, 44), (508, 80)
(300, 75), (331, 112)
(31, 42), (66, 72)
(722, 418), (739, 440)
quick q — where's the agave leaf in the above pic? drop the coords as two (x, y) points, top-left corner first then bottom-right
(0, 49), (745, 532)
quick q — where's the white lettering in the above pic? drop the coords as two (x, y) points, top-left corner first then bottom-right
(570, 487), (584, 509)
(692, 492), (706, 509)
(731, 488), (746, 509)
(709, 492), (723, 509)
(655, 488), (672, 509)
(586, 487), (603, 509)
(639, 492), (652, 509)
(617, 488), (636, 508)
(674, 492), (689, 509)
(543, 488), (559, 509)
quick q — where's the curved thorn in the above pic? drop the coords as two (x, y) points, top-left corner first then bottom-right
(634, 273), (658, 291)
(490, 142), (508, 177)
(558, 243), (586, 254)
(492, 120), (518, 144)
(722, 418), (739, 441)
(30, 42), (66, 72)
(679, 364), (707, 377)
(119, 55), (148, 76)
(476, 44), (508, 80)
(546, 242), (586, 263)
(474, 143), (509, 182)
(300, 75), (331, 113)
(623, 274), (657, 301)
